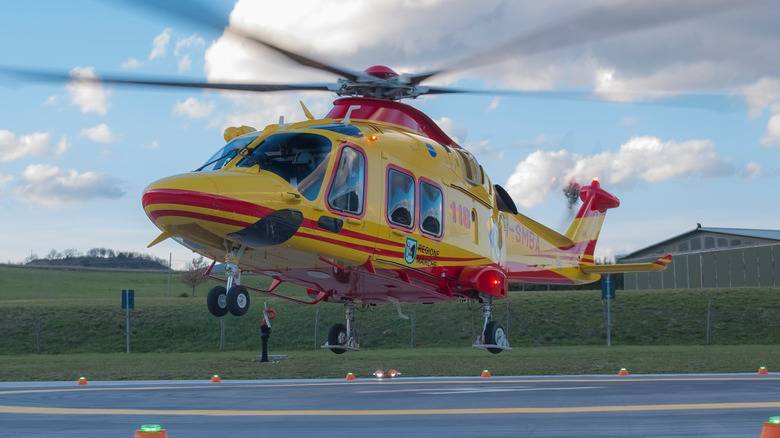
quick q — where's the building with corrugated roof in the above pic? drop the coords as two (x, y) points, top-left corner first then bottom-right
(616, 224), (780, 290)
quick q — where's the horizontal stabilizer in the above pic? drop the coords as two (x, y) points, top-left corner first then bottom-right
(581, 254), (672, 274)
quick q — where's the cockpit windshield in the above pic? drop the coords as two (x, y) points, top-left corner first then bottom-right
(236, 133), (333, 201)
(196, 135), (259, 172)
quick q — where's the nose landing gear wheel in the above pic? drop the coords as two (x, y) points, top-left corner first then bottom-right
(227, 285), (250, 316)
(206, 286), (228, 317)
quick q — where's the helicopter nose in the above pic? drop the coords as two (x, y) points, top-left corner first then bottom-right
(142, 173), (221, 227)
(142, 172), (304, 248)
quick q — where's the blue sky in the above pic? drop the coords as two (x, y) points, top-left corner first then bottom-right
(1, 0), (778, 268)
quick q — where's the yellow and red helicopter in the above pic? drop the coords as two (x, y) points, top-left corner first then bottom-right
(5, 2), (675, 354)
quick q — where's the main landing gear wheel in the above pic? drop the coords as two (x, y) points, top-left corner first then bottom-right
(206, 286), (228, 317)
(485, 320), (509, 354)
(227, 285), (250, 316)
(327, 323), (348, 354)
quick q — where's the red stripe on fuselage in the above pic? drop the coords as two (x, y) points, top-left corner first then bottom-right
(148, 209), (253, 228)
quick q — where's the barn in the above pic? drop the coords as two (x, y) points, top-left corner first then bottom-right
(616, 224), (780, 290)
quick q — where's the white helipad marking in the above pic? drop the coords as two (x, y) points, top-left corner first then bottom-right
(359, 385), (602, 395)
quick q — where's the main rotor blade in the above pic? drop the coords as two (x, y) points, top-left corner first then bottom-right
(126, 0), (363, 81)
(0, 67), (332, 93)
(420, 0), (760, 83)
(423, 86), (746, 112)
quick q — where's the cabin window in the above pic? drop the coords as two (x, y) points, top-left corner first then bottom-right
(454, 148), (482, 186)
(328, 145), (365, 215)
(419, 181), (443, 237)
(387, 169), (415, 228)
(196, 134), (259, 172)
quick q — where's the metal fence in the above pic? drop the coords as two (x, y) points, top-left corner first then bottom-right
(623, 244), (779, 290)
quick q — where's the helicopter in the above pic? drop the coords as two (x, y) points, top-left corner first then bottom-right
(2, 2), (683, 354)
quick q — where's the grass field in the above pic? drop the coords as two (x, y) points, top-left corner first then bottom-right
(3, 346), (779, 382)
(1, 264), (779, 381)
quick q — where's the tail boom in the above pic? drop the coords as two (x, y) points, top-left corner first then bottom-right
(501, 179), (623, 286)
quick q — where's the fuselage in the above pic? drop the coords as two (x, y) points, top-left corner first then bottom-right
(142, 98), (608, 305)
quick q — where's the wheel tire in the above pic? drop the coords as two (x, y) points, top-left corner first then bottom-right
(206, 286), (228, 317)
(226, 285), (250, 316)
(485, 320), (508, 355)
(327, 323), (348, 354)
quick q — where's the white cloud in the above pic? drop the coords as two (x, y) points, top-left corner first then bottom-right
(125, 31), (204, 72)
(434, 116), (467, 144)
(203, 1), (780, 98)
(177, 54), (192, 73)
(0, 172), (12, 193)
(66, 67), (111, 115)
(14, 164), (125, 208)
(80, 124), (117, 143)
(742, 162), (761, 179)
(55, 136), (70, 157)
(174, 34), (205, 56)
(0, 130), (68, 162)
(206, 93), (331, 131)
(760, 109), (780, 147)
(505, 136), (735, 208)
(173, 98), (216, 119)
(743, 77), (780, 118)
(467, 139), (503, 161)
(121, 58), (143, 70)
(150, 29), (171, 60)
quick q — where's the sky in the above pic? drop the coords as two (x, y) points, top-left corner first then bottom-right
(1, 0), (779, 269)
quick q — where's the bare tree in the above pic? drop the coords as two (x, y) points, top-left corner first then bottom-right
(181, 256), (209, 297)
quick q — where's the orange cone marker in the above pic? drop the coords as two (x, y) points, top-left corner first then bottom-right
(135, 424), (168, 437)
(618, 368), (629, 376)
(345, 372), (356, 380)
(211, 374), (221, 383)
(760, 417), (780, 438)
(77, 377), (88, 385)
(481, 370), (491, 378)
(387, 369), (400, 378)
(759, 366), (769, 375)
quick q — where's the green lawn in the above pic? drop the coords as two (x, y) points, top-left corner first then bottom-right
(1, 264), (779, 380)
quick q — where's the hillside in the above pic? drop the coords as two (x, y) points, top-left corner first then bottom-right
(24, 255), (169, 270)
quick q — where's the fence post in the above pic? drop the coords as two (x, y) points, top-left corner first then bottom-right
(314, 308), (320, 350)
(706, 298), (712, 346)
(410, 306), (415, 348)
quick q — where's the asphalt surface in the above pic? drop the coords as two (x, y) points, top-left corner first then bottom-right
(1, 374), (779, 437)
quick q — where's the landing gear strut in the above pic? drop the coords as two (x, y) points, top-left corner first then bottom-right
(473, 294), (511, 354)
(323, 301), (360, 354)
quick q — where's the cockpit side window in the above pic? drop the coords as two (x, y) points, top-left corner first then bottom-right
(387, 168), (415, 229)
(235, 133), (332, 200)
(196, 135), (259, 172)
(327, 145), (365, 216)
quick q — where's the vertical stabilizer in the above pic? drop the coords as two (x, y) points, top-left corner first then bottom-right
(564, 179), (620, 263)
